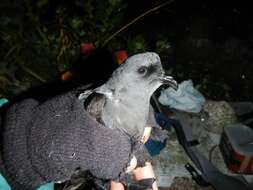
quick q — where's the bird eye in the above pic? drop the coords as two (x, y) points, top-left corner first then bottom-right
(137, 66), (148, 75)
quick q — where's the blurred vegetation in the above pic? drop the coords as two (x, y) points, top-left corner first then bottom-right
(0, 0), (128, 96)
(0, 0), (252, 101)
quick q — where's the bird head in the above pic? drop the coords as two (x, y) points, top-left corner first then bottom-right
(95, 52), (177, 100)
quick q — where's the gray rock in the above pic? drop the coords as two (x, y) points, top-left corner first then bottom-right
(203, 100), (238, 134)
(153, 130), (192, 187)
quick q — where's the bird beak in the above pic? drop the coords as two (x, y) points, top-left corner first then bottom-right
(160, 76), (178, 90)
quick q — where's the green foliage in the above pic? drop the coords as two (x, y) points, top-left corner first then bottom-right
(0, 0), (127, 97)
(156, 40), (171, 52)
(127, 35), (148, 54)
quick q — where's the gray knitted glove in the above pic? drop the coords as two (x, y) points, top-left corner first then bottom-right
(0, 90), (132, 190)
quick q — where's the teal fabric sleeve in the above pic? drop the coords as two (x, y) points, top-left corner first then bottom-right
(37, 182), (54, 190)
(0, 174), (54, 190)
(0, 173), (11, 190)
(0, 98), (9, 107)
(0, 99), (11, 190)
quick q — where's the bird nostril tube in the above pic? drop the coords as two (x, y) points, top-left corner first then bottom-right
(159, 76), (178, 90)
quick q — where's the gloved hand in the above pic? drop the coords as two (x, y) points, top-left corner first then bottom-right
(0, 92), (132, 190)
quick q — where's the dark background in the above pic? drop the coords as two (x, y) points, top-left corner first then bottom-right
(0, 0), (252, 101)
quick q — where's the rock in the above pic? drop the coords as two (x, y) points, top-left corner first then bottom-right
(203, 100), (238, 134)
(153, 130), (191, 187)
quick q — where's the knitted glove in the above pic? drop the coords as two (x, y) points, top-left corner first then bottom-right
(1, 90), (132, 190)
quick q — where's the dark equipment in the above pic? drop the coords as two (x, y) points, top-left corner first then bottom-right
(219, 124), (253, 174)
(154, 107), (253, 190)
